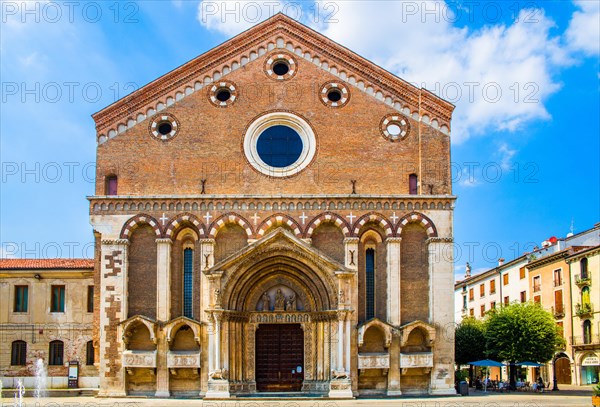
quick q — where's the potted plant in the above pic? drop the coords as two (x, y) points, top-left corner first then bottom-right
(592, 383), (600, 406)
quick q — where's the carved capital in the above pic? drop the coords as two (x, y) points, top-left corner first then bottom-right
(386, 237), (402, 244)
(102, 238), (129, 246)
(426, 237), (453, 244)
(155, 238), (173, 245)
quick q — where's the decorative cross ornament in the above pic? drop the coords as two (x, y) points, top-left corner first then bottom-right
(251, 213), (260, 225)
(390, 212), (398, 223)
(346, 212), (356, 223)
(159, 213), (169, 226)
(299, 212), (308, 224)
(204, 212), (213, 223)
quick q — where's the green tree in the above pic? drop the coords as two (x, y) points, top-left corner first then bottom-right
(485, 302), (564, 388)
(455, 317), (486, 384)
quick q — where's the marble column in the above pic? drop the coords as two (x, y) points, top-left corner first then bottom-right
(199, 239), (215, 322)
(154, 238), (172, 397)
(155, 238), (172, 322)
(386, 237), (402, 326)
(339, 315), (345, 372)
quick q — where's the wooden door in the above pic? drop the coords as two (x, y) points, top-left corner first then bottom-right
(255, 324), (304, 392)
(555, 357), (572, 384)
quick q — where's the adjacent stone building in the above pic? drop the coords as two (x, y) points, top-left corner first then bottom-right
(86, 14), (457, 397)
(0, 259), (97, 389)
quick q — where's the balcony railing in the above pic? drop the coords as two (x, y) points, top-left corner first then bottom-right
(551, 305), (565, 319)
(533, 284), (541, 293)
(575, 274), (591, 287)
(571, 335), (600, 347)
(554, 279), (563, 287)
(575, 303), (594, 317)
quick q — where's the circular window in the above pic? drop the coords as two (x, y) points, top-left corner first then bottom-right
(243, 111), (316, 177)
(272, 61), (290, 76)
(264, 52), (297, 81)
(256, 125), (303, 168)
(209, 81), (237, 107)
(380, 114), (410, 141)
(327, 89), (342, 102)
(216, 88), (231, 102)
(149, 113), (179, 141)
(320, 82), (350, 108)
(158, 121), (173, 135)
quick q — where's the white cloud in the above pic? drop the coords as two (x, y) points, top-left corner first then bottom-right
(458, 167), (480, 188)
(318, 2), (574, 143)
(566, 0), (600, 56)
(196, 1), (597, 144)
(197, 0), (291, 36)
(497, 143), (517, 171)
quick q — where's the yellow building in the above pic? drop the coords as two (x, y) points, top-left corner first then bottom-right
(0, 259), (98, 389)
(527, 248), (578, 385)
(567, 245), (600, 385)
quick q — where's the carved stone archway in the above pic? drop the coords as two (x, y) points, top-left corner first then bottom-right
(203, 228), (349, 397)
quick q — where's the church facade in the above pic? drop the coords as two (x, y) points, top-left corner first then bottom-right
(90, 14), (456, 398)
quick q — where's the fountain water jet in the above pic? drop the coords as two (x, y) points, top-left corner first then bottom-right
(34, 358), (48, 398)
(15, 379), (24, 407)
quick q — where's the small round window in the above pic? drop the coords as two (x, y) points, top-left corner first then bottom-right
(380, 114), (410, 141)
(320, 82), (350, 108)
(149, 113), (179, 141)
(264, 52), (297, 81)
(272, 61), (290, 76)
(157, 121), (173, 135)
(256, 125), (303, 168)
(209, 81), (237, 107)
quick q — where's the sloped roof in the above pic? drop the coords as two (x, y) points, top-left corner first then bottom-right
(92, 13), (454, 144)
(0, 258), (94, 270)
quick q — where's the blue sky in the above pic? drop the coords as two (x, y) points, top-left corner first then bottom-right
(1, 1), (598, 277)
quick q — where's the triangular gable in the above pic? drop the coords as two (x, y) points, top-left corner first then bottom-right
(207, 226), (348, 274)
(92, 13), (454, 144)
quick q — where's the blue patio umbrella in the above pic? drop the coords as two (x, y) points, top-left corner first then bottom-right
(516, 361), (544, 367)
(468, 359), (505, 367)
(468, 359), (505, 391)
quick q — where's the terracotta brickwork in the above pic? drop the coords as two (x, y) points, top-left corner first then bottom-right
(89, 13), (456, 398)
(94, 29), (451, 198)
(101, 250), (123, 379)
(400, 223), (430, 325)
(128, 225), (157, 319)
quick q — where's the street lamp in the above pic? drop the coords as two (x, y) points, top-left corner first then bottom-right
(552, 355), (559, 391)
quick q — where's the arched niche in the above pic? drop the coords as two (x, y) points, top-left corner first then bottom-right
(164, 317), (202, 349)
(121, 316), (157, 350)
(358, 318), (395, 350)
(252, 283), (306, 312)
(400, 320), (436, 351)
